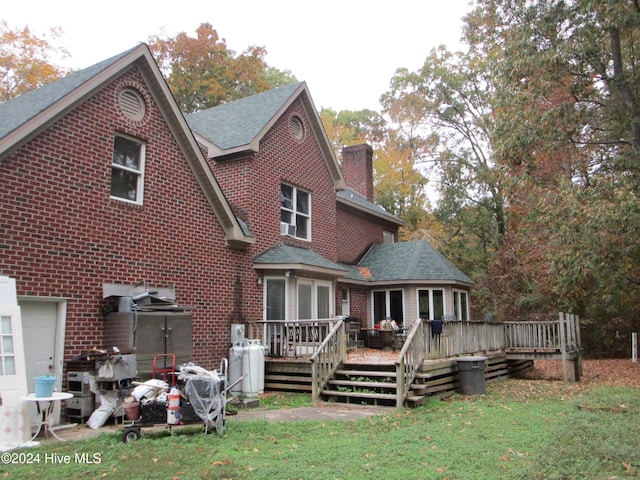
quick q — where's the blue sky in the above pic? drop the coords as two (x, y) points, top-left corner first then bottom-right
(3, 0), (471, 112)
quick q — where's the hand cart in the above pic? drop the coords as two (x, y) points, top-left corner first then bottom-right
(122, 359), (242, 442)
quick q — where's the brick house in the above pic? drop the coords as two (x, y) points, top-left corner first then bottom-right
(0, 44), (473, 397)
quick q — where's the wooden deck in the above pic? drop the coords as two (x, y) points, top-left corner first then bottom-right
(265, 349), (533, 407)
(255, 313), (582, 408)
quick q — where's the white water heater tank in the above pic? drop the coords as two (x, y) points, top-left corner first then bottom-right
(228, 345), (244, 392)
(241, 340), (265, 396)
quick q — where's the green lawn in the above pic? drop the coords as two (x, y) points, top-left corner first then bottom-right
(2, 380), (638, 479)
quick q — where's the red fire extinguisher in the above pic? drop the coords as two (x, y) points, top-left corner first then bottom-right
(167, 386), (181, 424)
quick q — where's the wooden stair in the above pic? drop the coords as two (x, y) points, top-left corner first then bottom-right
(265, 354), (534, 407)
(320, 362), (398, 407)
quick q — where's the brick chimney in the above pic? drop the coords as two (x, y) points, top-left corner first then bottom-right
(341, 144), (374, 202)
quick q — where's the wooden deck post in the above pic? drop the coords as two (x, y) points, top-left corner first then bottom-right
(559, 312), (568, 382)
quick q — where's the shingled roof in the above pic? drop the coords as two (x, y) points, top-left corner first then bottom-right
(186, 81), (346, 190)
(0, 47), (136, 153)
(253, 244), (347, 277)
(337, 188), (403, 225)
(185, 82), (304, 152)
(342, 240), (474, 285)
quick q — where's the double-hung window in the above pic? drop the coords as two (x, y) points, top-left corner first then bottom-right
(111, 134), (145, 204)
(418, 288), (445, 321)
(280, 184), (310, 240)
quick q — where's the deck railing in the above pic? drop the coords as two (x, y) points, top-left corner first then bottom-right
(310, 320), (346, 401)
(246, 319), (339, 358)
(394, 318), (426, 408)
(424, 320), (506, 358)
(504, 313), (581, 353)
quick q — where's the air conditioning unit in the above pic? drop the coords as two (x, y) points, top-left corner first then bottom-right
(280, 222), (296, 236)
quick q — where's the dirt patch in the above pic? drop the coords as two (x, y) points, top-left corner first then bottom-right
(520, 358), (640, 387)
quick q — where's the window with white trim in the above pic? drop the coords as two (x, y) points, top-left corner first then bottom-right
(418, 288), (445, 321)
(341, 288), (350, 316)
(111, 134), (145, 204)
(453, 290), (469, 321)
(280, 184), (310, 240)
(0, 315), (16, 375)
(372, 289), (404, 327)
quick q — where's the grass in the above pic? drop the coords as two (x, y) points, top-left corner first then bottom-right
(1, 380), (638, 479)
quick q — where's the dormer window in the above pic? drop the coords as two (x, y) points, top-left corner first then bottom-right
(280, 183), (310, 240)
(111, 134), (145, 204)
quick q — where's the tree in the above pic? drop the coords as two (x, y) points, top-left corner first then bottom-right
(148, 23), (297, 113)
(374, 129), (432, 233)
(463, 0), (640, 353)
(380, 46), (506, 281)
(320, 108), (386, 160)
(0, 21), (68, 102)
(466, 0), (640, 182)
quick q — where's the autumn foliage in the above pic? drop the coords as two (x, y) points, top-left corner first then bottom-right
(0, 21), (68, 101)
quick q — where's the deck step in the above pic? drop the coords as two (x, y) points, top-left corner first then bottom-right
(327, 379), (397, 389)
(321, 390), (397, 401)
(334, 369), (396, 378)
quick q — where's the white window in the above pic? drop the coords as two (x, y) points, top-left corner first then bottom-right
(341, 288), (350, 316)
(418, 288), (445, 321)
(280, 184), (310, 240)
(383, 230), (395, 244)
(453, 290), (469, 321)
(111, 134), (145, 204)
(372, 289), (404, 327)
(298, 279), (333, 320)
(0, 315), (16, 375)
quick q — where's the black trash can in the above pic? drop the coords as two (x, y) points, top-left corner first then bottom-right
(456, 356), (488, 395)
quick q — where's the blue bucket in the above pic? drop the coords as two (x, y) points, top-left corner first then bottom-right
(35, 375), (56, 397)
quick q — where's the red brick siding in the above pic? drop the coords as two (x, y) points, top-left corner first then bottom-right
(0, 67), (252, 369)
(343, 286), (370, 326)
(211, 98), (338, 262)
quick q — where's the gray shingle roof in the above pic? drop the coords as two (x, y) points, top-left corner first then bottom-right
(337, 188), (402, 224)
(254, 243), (347, 274)
(0, 47), (136, 139)
(343, 240), (474, 285)
(185, 82), (305, 150)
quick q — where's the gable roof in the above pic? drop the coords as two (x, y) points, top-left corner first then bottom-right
(186, 82), (346, 191)
(186, 82), (303, 152)
(341, 240), (474, 286)
(0, 43), (254, 248)
(253, 243), (347, 278)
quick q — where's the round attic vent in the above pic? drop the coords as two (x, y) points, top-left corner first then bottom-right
(118, 88), (146, 122)
(290, 115), (304, 141)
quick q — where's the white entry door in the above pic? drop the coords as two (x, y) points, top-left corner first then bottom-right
(20, 301), (65, 426)
(0, 277), (29, 446)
